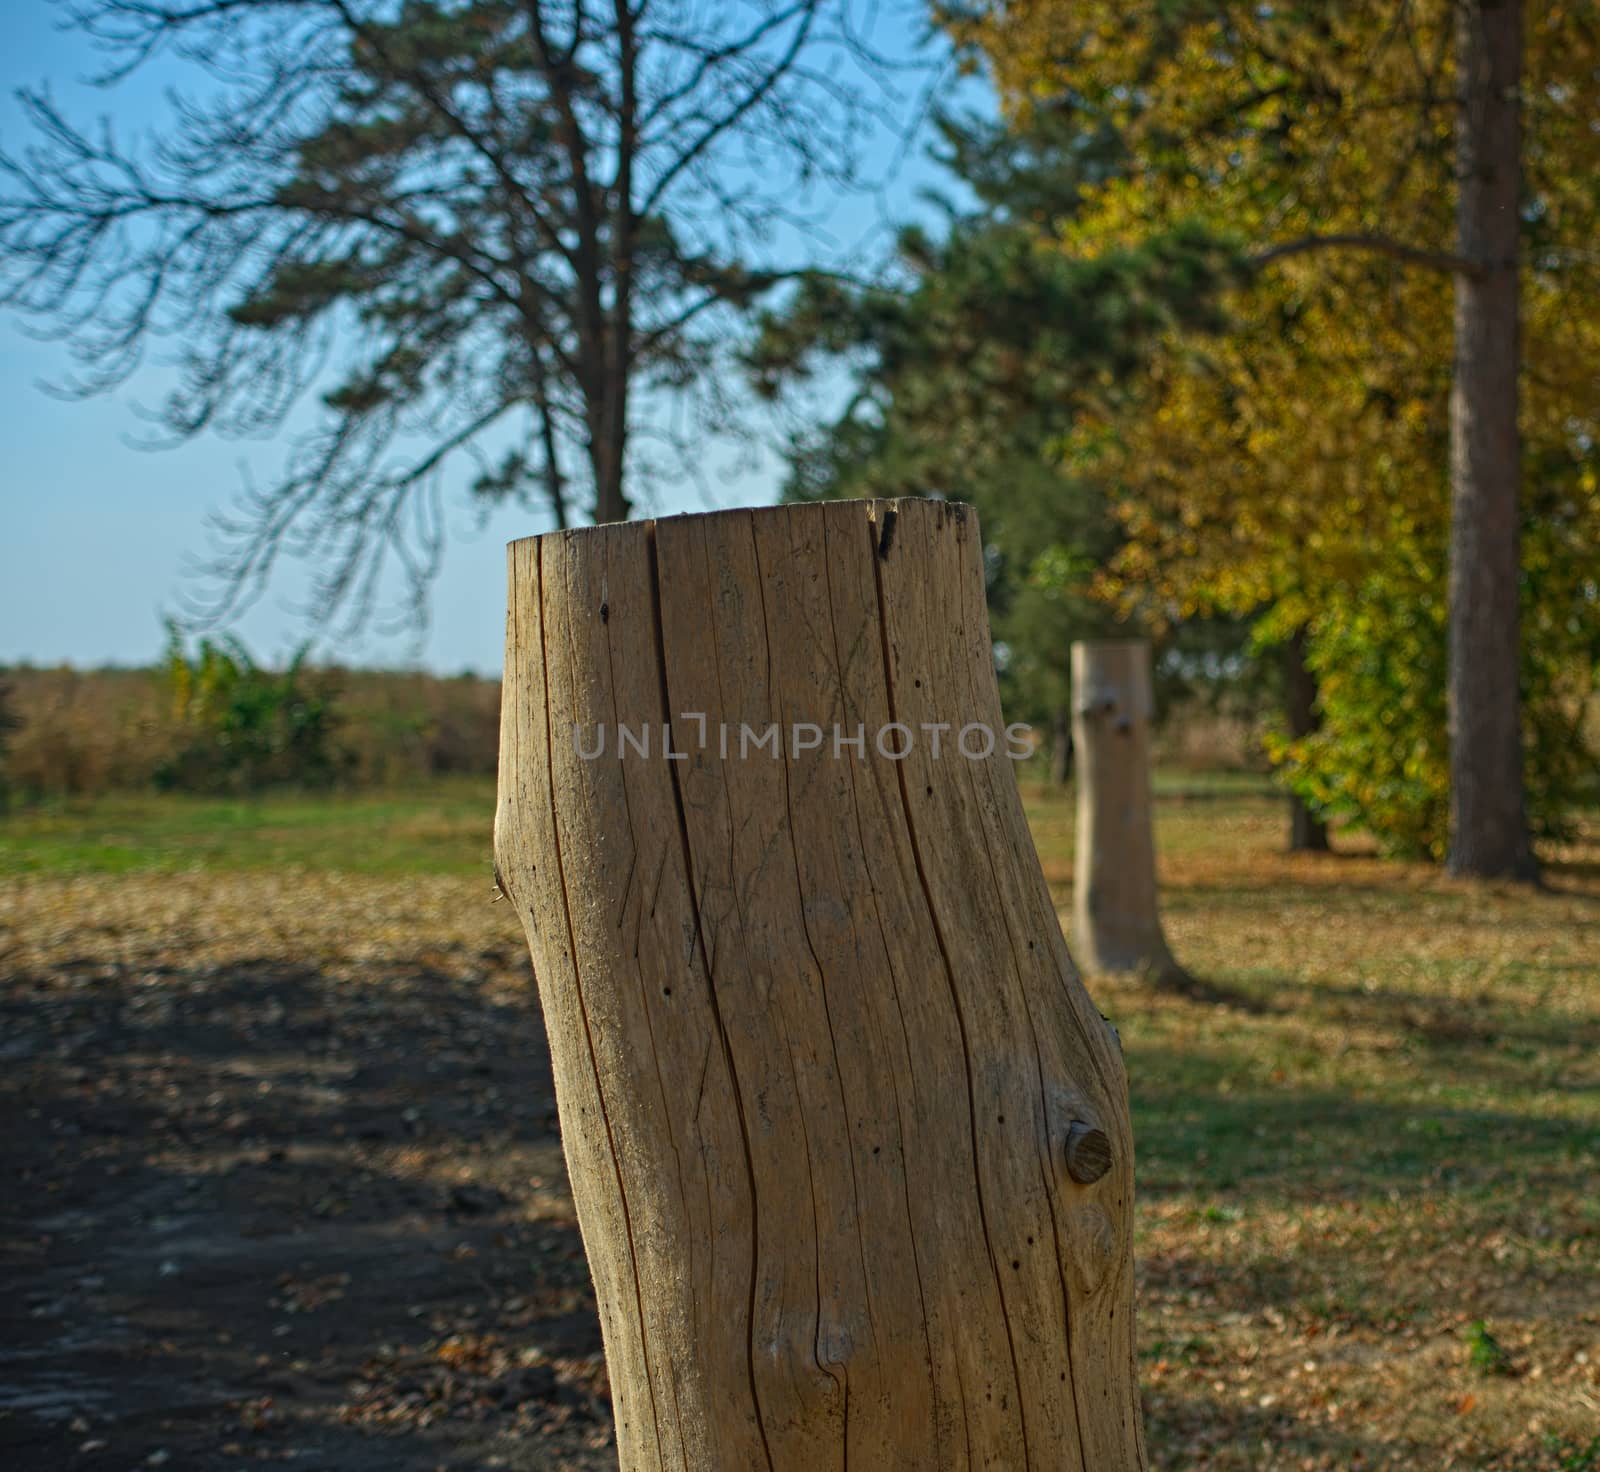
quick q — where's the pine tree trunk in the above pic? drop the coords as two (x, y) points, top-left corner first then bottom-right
(1283, 631), (1330, 853)
(1070, 640), (1181, 982)
(590, 423), (630, 525)
(1448, 0), (1537, 880)
(495, 499), (1146, 1470)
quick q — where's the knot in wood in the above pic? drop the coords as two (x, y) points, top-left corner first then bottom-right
(1064, 1120), (1112, 1184)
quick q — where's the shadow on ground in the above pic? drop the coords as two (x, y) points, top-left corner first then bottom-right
(1, 954), (614, 1471)
(6, 909), (1594, 1469)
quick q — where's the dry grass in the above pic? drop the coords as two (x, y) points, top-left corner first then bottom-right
(2, 780), (1597, 1468)
(1023, 785), (1600, 1469)
(0, 664), (502, 798)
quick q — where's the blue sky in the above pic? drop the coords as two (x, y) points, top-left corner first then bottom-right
(0, 1), (988, 674)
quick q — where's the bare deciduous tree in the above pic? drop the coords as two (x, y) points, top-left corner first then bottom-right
(1, 0), (938, 628)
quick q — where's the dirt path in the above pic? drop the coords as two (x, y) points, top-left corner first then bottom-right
(1, 875), (617, 1470)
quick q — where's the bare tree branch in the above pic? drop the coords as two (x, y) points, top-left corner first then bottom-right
(1250, 232), (1484, 278)
(1, 0), (941, 631)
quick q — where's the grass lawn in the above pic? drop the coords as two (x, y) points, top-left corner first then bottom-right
(0, 777), (498, 879)
(1022, 782), (1600, 1468)
(2, 776), (1596, 1468)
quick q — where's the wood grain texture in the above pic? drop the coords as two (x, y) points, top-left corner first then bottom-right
(496, 498), (1146, 1470)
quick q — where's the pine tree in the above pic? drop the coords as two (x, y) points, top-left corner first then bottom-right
(747, 106), (1238, 737)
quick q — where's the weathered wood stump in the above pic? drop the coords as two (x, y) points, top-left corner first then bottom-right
(495, 499), (1145, 1470)
(1071, 640), (1182, 984)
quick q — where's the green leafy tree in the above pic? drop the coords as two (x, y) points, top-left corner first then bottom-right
(961, 0), (1600, 877)
(158, 629), (348, 791)
(748, 105), (1243, 770)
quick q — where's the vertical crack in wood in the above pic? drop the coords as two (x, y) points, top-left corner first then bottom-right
(876, 506), (898, 560)
(533, 535), (670, 1470)
(819, 504), (944, 1455)
(644, 519), (777, 1472)
(945, 519), (1092, 1472)
(865, 499), (1031, 1466)
(591, 532), (692, 1470)
(750, 509), (872, 1430)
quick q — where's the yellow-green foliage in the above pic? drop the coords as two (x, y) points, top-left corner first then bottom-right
(157, 631), (349, 792)
(959, 0), (1600, 854)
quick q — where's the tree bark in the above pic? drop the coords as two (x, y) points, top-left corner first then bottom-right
(1448, 0), (1537, 880)
(1070, 641), (1181, 982)
(1283, 630), (1330, 853)
(495, 498), (1146, 1470)
(589, 416), (631, 525)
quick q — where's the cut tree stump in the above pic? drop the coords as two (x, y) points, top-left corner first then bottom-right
(495, 498), (1146, 1471)
(1070, 640), (1182, 983)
